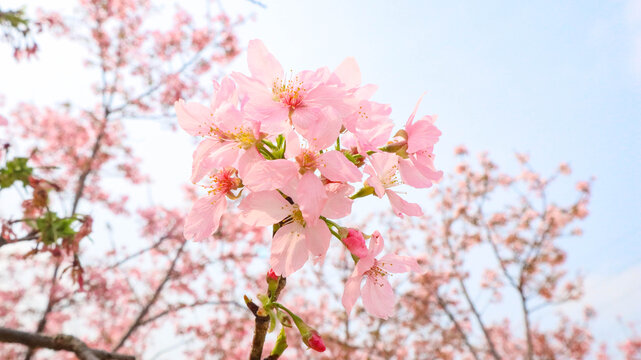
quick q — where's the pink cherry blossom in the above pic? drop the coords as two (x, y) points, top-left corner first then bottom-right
(237, 189), (330, 276)
(183, 167), (241, 241)
(398, 95), (443, 188)
(342, 231), (421, 319)
(175, 78), (261, 183)
(364, 152), (423, 217)
(231, 40), (351, 145)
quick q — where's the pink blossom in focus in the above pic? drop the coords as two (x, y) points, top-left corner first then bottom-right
(342, 231), (421, 319)
(398, 95), (443, 188)
(183, 167), (241, 241)
(231, 40), (351, 144)
(364, 152), (423, 217)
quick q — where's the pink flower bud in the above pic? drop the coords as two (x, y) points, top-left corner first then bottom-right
(267, 269), (278, 281)
(343, 229), (368, 258)
(304, 330), (326, 352)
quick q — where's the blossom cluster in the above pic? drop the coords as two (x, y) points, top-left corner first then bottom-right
(176, 39), (442, 319)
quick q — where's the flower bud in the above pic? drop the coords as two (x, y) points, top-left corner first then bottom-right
(303, 330), (326, 352)
(266, 268), (278, 281)
(288, 310), (326, 352)
(266, 268), (279, 296)
(343, 229), (368, 258)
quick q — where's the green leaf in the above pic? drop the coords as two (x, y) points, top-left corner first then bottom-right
(35, 211), (79, 245)
(0, 157), (33, 189)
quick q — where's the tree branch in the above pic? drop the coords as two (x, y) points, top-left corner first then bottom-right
(0, 327), (135, 360)
(247, 276), (286, 360)
(111, 240), (187, 353)
(24, 263), (60, 360)
(435, 294), (481, 360)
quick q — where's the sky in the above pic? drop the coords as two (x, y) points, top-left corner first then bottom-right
(1, 0), (640, 354)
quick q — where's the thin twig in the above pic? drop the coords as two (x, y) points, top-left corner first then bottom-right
(112, 240), (187, 352)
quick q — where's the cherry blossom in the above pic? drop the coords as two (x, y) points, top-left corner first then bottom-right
(342, 231), (421, 319)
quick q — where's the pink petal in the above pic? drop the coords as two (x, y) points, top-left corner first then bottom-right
(296, 171), (328, 226)
(247, 39), (284, 86)
(386, 190), (423, 217)
(354, 84), (378, 100)
(334, 57), (361, 88)
(398, 158), (434, 189)
(318, 150), (362, 183)
(368, 152), (398, 178)
(341, 275), (363, 315)
(191, 139), (220, 183)
(284, 130), (301, 159)
(405, 93), (425, 127)
(411, 153), (443, 183)
(211, 76), (237, 110)
(304, 221), (331, 260)
(406, 118), (441, 154)
(305, 84), (351, 115)
(243, 159), (298, 191)
(175, 99), (212, 136)
(368, 231), (385, 258)
(291, 106), (322, 137)
(183, 195), (226, 241)
(191, 142), (239, 183)
(212, 104), (244, 134)
(364, 165), (386, 198)
(238, 190), (293, 227)
(321, 183), (354, 219)
(379, 253), (422, 273)
(306, 108), (343, 150)
(237, 147), (263, 179)
(270, 222), (309, 277)
(361, 276), (396, 319)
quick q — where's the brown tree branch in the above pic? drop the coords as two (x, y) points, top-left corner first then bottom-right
(24, 263), (60, 360)
(0, 327), (135, 360)
(247, 276), (286, 360)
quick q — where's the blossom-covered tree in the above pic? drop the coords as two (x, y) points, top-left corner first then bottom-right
(1, 1), (639, 360)
(0, 0), (243, 358)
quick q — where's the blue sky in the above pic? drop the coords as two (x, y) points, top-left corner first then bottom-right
(2, 0), (640, 352)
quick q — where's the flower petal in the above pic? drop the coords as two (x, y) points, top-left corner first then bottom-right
(318, 150), (362, 183)
(270, 222), (309, 277)
(386, 190), (423, 217)
(334, 57), (361, 88)
(243, 159), (298, 191)
(368, 231), (385, 258)
(238, 190), (293, 227)
(191, 142), (240, 183)
(361, 276), (396, 319)
(183, 195), (226, 241)
(379, 253), (422, 274)
(321, 183), (354, 219)
(296, 171), (328, 226)
(341, 274), (363, 316)
(406, 117), (441, 154)
(304, 221), (331, 260)
(247, 39), (284, 86)
(399, 158), (434, 189)
(175, 99), (212, 136)
(364, 165), (386, 198)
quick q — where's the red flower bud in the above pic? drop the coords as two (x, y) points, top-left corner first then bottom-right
(304, 330), (326, 352)
(267, 268), (278, 281)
